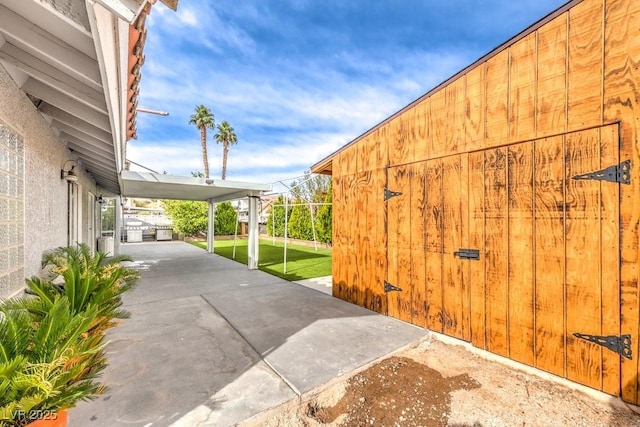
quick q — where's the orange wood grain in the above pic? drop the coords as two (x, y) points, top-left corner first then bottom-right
(533, 135), (566, 378)
(509, 33), (537, 141)
(507, 142), (535, 366)
(441, 155), (465, 339)
(373, 168), (389, 314)
(465, 65), (486, 152)
(386, 167), (401, 320)
(425, 159), (444, 332)
(536, 13), (567, 137)
(598, 125), (621, 396)
(484, 147), (509, 356)
(430, 89), (447, 158)
(332, 176), (347, 300)
(395, 165), (413, 323)
(567, 0), (603, 131)
(410, 162), (428, 327)
(604, 0), (640, 404)
(446, 77), (466, 154)
(414, 98), (430, 163)
(485, 50), (510, 148)
(564, 128), (603, 390)
(468, 151), (486, 349)
(354, 172), (373, 308)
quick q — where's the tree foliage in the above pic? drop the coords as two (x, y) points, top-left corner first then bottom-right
(162, 200), (240, 237)
(266, 186), (333, 244)
(214, 201), (237, 235)
(189, 105), (215, 178)
(214, 121), (238, 180)
(162, 200), (208, 236)
(315, 182), (332, 243)
(290, 171), (330, 202)
(267, 196), (290, 237)
(288, 202), (314, 240)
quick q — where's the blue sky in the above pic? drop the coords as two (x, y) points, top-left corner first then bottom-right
(129, 0), (567, 185)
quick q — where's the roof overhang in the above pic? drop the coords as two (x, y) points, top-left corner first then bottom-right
(0, 0), (178, 194)
(121, 171), (273, 202)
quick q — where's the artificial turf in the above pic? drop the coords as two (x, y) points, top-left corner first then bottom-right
(190, 238), (332, 281)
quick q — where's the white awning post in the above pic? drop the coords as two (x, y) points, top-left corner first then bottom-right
(207, 200), (215, 253)
(114, 195), (122, 256)
(247, 196), (259, 270)
(284, 195), (288, 274)
(309, 201), (318, 251)
(232, 202), (240, 259)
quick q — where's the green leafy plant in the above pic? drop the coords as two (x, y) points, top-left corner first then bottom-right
(14, 244), (139, 335)
(0, 245), (139, 425)
(214, 201), (237, 235)
(0, 298), (106, 426)
(162, 200), (208, 236)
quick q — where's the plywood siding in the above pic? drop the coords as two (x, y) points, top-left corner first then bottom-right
(509, 34), (537, 141)
(533, 135), (566, 377)
(604, 0), (640, 403)
(329, 0), (640, 403)
(485, 50), (510, 147)
(536, 15), (567, 137)
(567, 0), (603, 131)
(507, 143), (535, 366)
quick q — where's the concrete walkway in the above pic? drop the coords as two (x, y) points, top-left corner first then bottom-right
(70, 242), (426, 427)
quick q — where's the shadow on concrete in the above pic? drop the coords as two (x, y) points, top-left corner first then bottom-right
(69, 242), (426, 427)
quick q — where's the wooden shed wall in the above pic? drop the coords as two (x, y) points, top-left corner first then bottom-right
(329, 0), (640, 403)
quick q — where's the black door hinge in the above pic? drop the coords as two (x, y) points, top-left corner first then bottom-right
(454, 248), (480, 260)
(572, 160), (631, 184)
(384, 188), (403, 201)
(384, 281), (402, 293)
(573, 333), (632, 359)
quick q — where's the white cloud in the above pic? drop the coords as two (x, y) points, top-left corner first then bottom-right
(135, 0), (557, 185)
(177, 8), (198, 26)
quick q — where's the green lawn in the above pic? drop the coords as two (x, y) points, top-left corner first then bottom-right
(190, 239), (332, 281)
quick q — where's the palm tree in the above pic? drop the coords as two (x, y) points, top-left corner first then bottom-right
(189, 105), (215, 178)
(214, 120), (238, 180)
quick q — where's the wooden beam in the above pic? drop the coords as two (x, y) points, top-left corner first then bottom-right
(41, 104), (112, 144)
(61, 133), (115, 162)
(0, 3), (102, 88)
(0, 43), (106, 113)
(74, 160), (117, 181)
(21, 80), (111, 133)
(38, 103), (112, 141)
(54, 120), (112, 148)
(210, 190), (261, 203)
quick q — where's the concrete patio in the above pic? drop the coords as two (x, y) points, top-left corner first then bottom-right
(69, 242), (427, 426)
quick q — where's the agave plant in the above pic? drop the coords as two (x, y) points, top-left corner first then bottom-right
(0, 297), (107, 426)
(15, 244), (139, 335)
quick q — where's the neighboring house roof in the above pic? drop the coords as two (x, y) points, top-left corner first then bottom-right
(0, 0), (175, 193)
(310, 0), (583, 175)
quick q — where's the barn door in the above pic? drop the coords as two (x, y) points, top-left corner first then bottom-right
(386, 155), (469, 334)
(469, 124), (623, 396)
(563, 125), (623, 395)
(386, 164), (414, 323)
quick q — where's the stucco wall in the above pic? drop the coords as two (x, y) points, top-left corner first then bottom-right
(38, 0), (91, 31)
(0, 64), (97, 296)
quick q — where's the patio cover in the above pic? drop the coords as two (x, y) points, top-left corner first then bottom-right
(120, 170), (272, 202)
(121, 170), (272, 269)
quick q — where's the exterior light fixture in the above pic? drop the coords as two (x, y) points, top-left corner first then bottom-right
(61, 160), (79, 183)
(97, 195), (105, 204)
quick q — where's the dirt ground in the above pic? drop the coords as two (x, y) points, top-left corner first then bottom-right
(257, 336), (640, 427)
